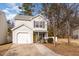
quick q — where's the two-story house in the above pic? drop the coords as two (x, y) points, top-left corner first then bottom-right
(12, 14), (48, 44)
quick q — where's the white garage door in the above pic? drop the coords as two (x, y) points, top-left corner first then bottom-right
(17, 32), (31, 44)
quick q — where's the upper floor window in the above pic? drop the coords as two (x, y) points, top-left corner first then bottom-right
(34, 21), (39, 28)
(40, 21), (45, 28)
(34, 21), (45, 28)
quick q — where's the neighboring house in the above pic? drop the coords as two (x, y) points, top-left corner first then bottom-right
(72, 26), (79, 39)
(12, 14), (48, 44)
(0, 10), (8, 44)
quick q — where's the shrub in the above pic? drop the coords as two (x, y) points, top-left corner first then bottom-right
(47, 38), (53, 43)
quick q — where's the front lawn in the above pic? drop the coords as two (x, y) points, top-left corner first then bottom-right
(44, 39), (79, 56)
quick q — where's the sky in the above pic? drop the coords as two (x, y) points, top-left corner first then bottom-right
(0, 3), (42, 21)
(32, 3), (43, 15)
(0, 3), (22, 20)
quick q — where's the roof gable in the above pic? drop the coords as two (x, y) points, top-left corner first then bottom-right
(31, 14), (48, 22)
(11, 24), (32, 31)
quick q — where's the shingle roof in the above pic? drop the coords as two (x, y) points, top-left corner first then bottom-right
(15, 14), (48, 22)
(15, 15), (33, 21)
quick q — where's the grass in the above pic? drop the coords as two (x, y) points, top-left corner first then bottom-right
(0, 43), (12, 56)
(44, 38), (79, 56)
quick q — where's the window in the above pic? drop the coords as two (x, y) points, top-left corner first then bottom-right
(36, 22), (39, 27)
(34, 21), (39, 28)
(34, 21), (45, 28)
(40, 21), (45, 28)
(40, 21), (43, 28)
(34, 21), (35, 28)
(42, 21), (45, 28)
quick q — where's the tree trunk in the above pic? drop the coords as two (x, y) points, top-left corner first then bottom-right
(52, 18), (57, 47)
(66, 20), (71, 45)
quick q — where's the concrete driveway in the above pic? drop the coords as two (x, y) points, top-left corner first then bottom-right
(4, 43), (60, 56)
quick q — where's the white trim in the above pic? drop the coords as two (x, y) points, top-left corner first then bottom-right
(11, 24), (32, 31)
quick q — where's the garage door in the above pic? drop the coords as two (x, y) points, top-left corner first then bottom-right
(17, 32), (31, 44)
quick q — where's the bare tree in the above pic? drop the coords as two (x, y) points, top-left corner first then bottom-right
(42, 3), (79, 45)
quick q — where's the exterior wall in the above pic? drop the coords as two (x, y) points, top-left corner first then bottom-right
(0, 11), (8, 44)
(12, 26), (33, 44)
(15, 20), (33, 29)
(15, 15), (48, 32)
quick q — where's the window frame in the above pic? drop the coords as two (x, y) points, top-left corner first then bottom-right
(34, 21), (45, 28)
